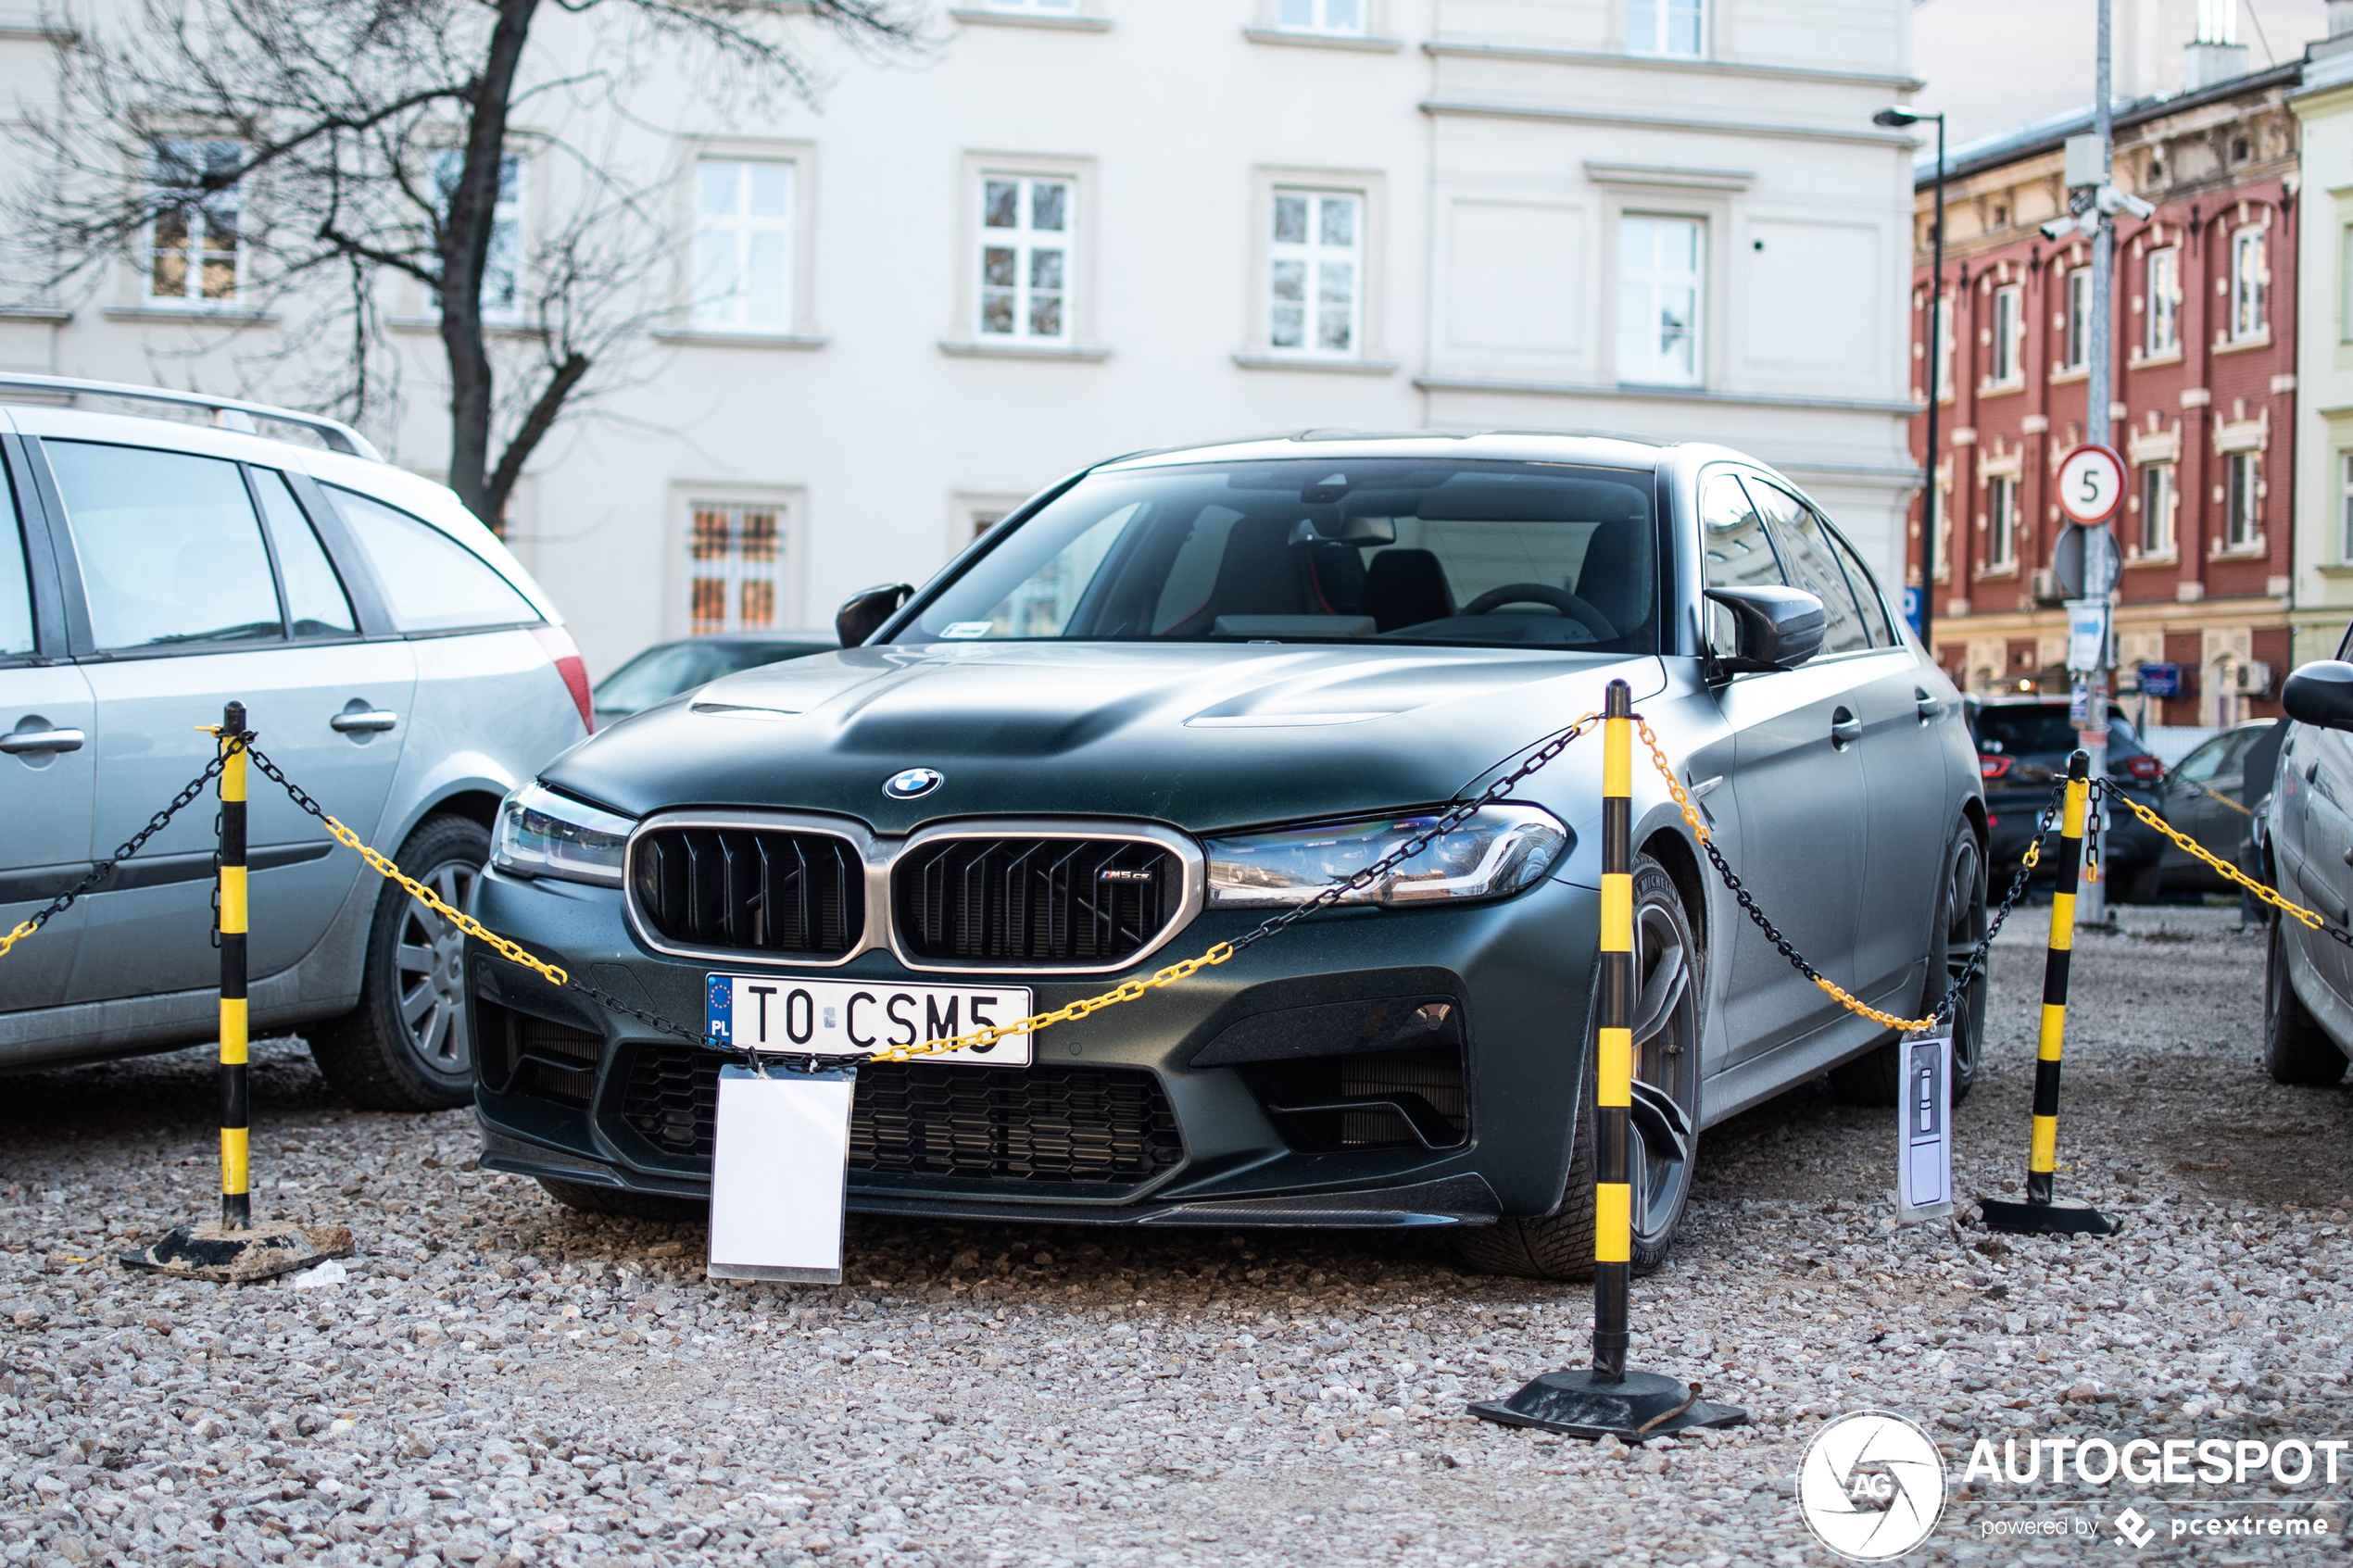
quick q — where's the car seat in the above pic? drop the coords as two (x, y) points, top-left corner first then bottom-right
(1572, 517), (1654, 642)
(1364, 549), (1455, 633)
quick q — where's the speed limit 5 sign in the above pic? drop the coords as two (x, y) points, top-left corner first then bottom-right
(2056, 444), (2126, 524)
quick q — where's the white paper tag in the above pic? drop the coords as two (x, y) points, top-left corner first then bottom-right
(1896, 1031), (1953, 1224)
(708, 1063), (856, 1284)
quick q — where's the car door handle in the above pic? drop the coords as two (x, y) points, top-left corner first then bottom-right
(1914, 691), (1946, 721)
(0, 727), (84, 754)
(1831, 710), (1862, 748)
(330, 709), (399, 734)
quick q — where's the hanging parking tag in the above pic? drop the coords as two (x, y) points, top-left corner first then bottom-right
(1895, 1031), (1953, 1225)
(708, 1062), (857, 1284)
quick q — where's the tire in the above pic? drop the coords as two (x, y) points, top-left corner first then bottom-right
(1830, 819), (1989, 1108)
(1457, 857), (1701, 1281)
(308, 813), (489, 1110)
(537, 1178), (709, 1223)
(2264, 914), (2348, 1085)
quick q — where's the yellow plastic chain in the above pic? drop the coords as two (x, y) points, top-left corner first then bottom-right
(2102, 788), (2322, 929)
(0, 920), (33, 959)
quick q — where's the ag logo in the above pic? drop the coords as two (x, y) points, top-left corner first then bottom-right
(883, 768), (944, 800)
(1798, 1410), (1946, 1561)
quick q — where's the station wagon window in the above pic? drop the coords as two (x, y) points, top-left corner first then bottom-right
(1, 469), (31, 658)
(250, 470), (356, 636)
(1741, 478), (1869, 658)
(325, 485), (538, 633)
(46, 442), (282, 651)
(902, 458), (1663, 651)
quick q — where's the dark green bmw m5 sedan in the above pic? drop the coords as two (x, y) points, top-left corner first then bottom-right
(467, 432), (1982, 1278)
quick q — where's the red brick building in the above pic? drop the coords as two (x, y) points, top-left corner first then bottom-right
(1906, 65), (2299, 728)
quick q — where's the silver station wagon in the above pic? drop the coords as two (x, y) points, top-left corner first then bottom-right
(0, 375), (589, 1108)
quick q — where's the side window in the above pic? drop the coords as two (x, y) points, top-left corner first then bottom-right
(325, 486), (537, 633)
(1, 461), (31, 657)
(45, 441), (282, 652)
(249, 470), (356, 636)
(1743, 478), (1869, 658)
(2173, 734), (2231, 783)
(1816, 511), (1896, 647)
(1698, 471), (1782, 592)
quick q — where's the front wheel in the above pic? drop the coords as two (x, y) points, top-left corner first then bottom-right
(309, 814), (487, 1110)
(2264, 913), (2347, 1085)
(1457, 857), (1701, 1281)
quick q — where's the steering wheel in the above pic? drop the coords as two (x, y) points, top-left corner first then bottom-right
(1458, 583), (1610, 637)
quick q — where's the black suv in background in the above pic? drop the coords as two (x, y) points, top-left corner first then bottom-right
(1970, 696), (2168, 902)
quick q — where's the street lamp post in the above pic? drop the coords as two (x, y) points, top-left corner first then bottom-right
(1876, 105), (1947, 666)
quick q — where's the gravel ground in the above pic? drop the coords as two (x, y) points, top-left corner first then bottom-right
(4, 904), (2350, 1566)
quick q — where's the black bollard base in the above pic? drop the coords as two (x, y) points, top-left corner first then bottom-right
(1978, 1197), (2118, 1236)
(120, 1220), (354, 1284)
(1467, 1368), (1748, 1443)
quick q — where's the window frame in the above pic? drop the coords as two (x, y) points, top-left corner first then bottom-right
(2224, 450), (2262, 550)
(1625, 0), (1705, 57)
(426, 146), (528, 326)
(142, 136), (246, 309)
(2231, 225), (2269, 342)
(1989, 282), (2023, 386)
(2138, 461), (2175, 559)
(1987, 473), (2018, 570)
(950, 154), (1098, 356)
(667, 483), (807, 640)
(1615, 212), (1705, 389)
(2340, 453), (2353, 563)
(1265, 187), (1365, 359)
(1272, 0), (1367, 35)
(2145, 245), (2181, 356)
(2062, 268), (2093, 372)
(976, 173), (1075, 345)
(688, 156), (798, 335)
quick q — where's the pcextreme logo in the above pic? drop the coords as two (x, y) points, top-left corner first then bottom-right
(1799, 1411), (1949, 1562)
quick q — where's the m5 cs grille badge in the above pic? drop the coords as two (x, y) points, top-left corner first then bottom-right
(884, 767), (945, 800)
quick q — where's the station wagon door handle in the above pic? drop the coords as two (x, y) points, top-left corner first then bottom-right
(330, 709), (399, 734)
(0, 727), (84, 754)
(1831, 710), (1863, 748)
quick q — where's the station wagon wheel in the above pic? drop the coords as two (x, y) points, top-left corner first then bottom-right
(1456, 856), (1703, 1280)
(309, 813), (490, 1110)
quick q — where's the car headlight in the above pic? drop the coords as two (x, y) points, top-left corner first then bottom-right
(1203, 804), (1568, 909)
(492, 782), (635, 886)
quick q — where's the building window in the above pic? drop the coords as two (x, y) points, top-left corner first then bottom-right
(686, 503), (785, 634)
(1935, 293), (1955, 400)
(1627, 0), (1704, 56)
(1617, 215), (1702, 387)
(1276, 0), (1365, 33)
(2341, 454), (2353, 561)
(692, 159), (795, 332)
(1929, 478), (1952, 583)
(2224, 451), (2261, 549)
(430, 150), (525, 322)
(1268, 190), (1361, 358)
(2231, 226), (2268, 340)
(2139, 463), (2174, 558)
(979, 177), (1071, 343)
(2061, 268), (2092, 371)
(1989, 283), (2022, 385)
(2146, 246), (2180, 355)
(145, 138), (243, 306)
(1987, 475), (2017, 569)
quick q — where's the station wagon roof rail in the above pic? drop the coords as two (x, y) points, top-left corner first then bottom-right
(0, 371), (384, 461)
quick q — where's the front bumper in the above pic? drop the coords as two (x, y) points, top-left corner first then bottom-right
(464, 867), (1600, 1224)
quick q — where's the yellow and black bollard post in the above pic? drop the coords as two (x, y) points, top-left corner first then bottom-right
(121, 703), (353, 1284)
(1469, 680), (1746, 1440)
(1980, 749), (2116, 1237)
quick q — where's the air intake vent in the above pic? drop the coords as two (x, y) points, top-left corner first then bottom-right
(631, 826), (862, 955)
(893, 837), (1181, 965)
(613, 1047), (1182, 1186)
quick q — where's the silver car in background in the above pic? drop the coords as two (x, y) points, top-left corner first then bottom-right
(0, 376), (590, 1109)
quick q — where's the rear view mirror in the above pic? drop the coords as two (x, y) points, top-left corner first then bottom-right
(2283, 659), (2353, 732)
(835, 583), (912, 647)
(1703, 586), (1826, 673)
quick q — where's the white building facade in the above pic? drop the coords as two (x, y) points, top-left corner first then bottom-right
(1, 0), (1919, 677)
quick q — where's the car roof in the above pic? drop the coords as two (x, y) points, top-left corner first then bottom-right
(1091, 429), (1749, 475)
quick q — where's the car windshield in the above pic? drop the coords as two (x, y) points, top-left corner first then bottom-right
(595, 640), (823, 713)
(896, 458), (1663, 650)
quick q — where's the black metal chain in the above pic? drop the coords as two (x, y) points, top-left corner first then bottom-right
(0, 740), (245, 952)
(1696, 777), (2070, 1030)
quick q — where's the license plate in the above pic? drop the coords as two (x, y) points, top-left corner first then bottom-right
(705, 974), (1035, 1066)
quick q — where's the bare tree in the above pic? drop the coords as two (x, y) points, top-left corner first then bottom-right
(6, 0), (915, 524)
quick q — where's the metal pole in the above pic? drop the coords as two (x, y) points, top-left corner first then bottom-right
(218, 701), (250, 1232)
(2082, 0), (2115, 925)
(1922, 113), (1946, 664)
(1592, 678), (1633, 1384)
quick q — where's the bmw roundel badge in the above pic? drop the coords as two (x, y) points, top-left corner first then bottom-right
(884, 767), (945, 800)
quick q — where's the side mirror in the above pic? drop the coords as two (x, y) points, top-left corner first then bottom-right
(2283, 659), (2353, 732)
(1703, 585), (1826, 673)
(835, 583), (912, 647)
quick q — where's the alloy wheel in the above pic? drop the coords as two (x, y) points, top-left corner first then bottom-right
(395, 861), (474, 1077)
(1627, 893), (1700, 1249)
(1942, 833), (1989, 1091)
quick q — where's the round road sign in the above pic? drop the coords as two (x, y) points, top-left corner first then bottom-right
(2056, 444), (2126, 524)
